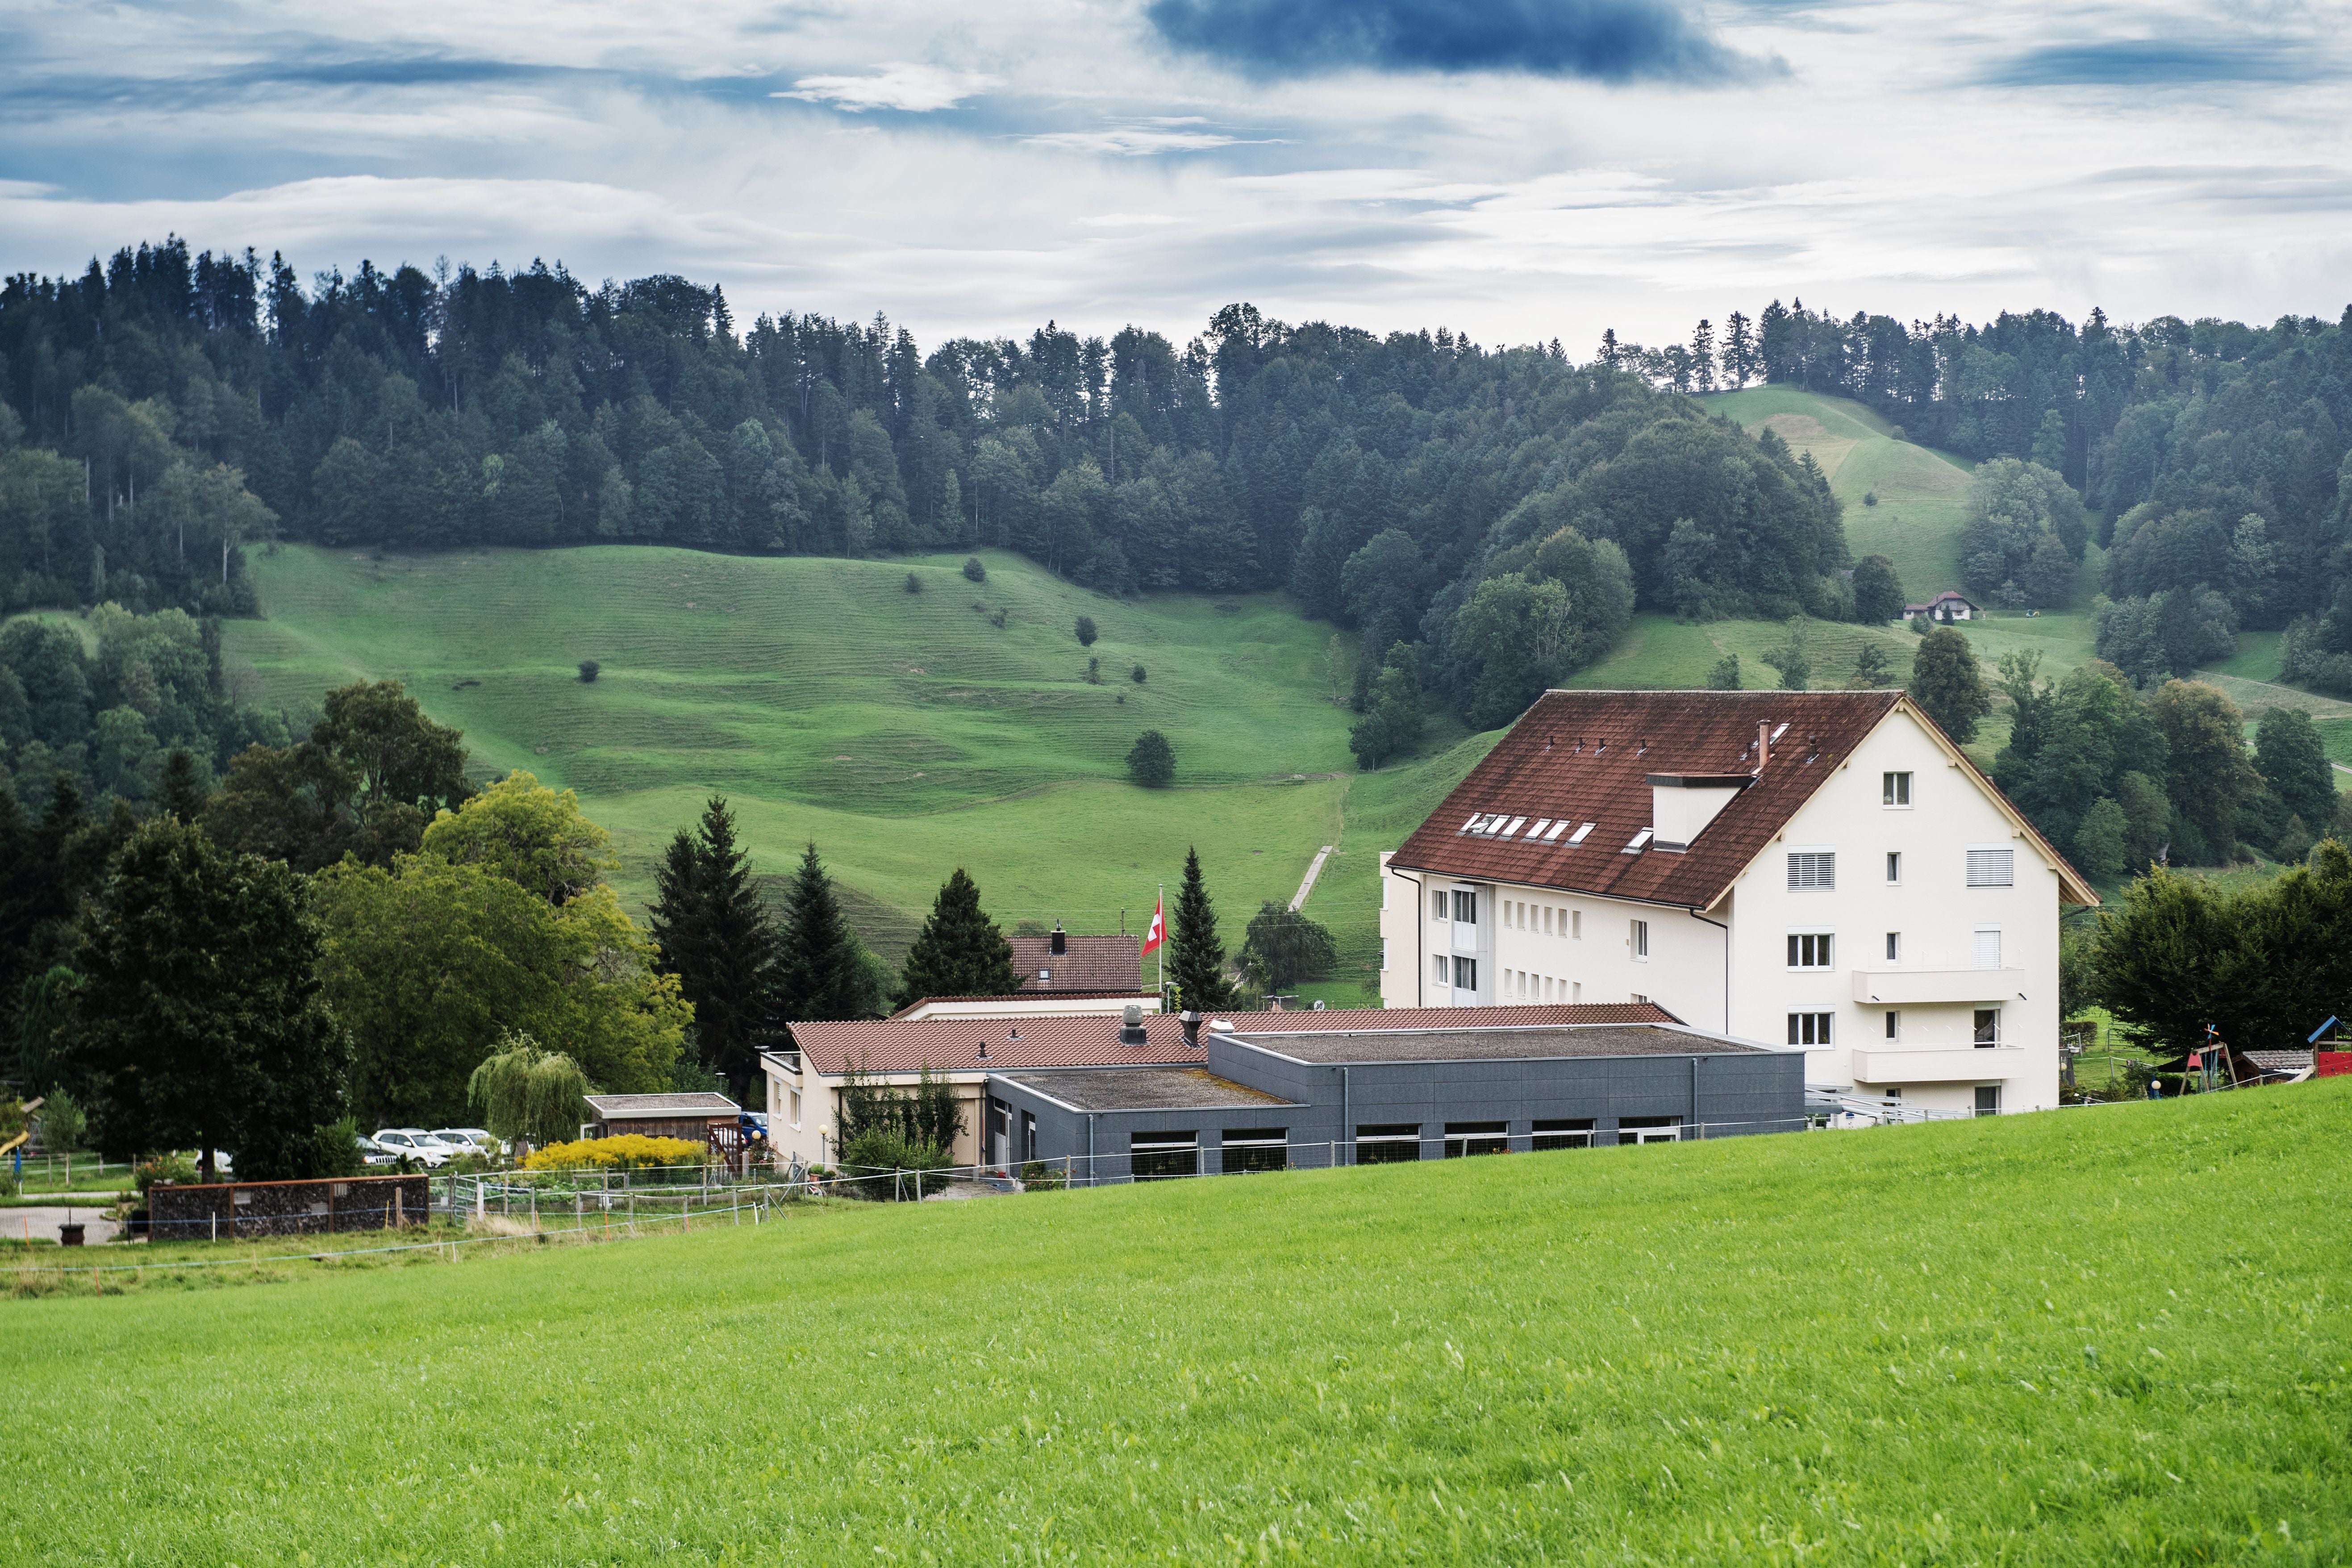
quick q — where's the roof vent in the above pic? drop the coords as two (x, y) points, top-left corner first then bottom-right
(1120, 1003), (1147, 1047)
(1179, 1009), (1202, 1048)
(1050, 923), (1067, 955)
(1006, 1027), (1021, 1041)
(1209, 1019), (1234, 1034)
(977, 1038), (989, 1059)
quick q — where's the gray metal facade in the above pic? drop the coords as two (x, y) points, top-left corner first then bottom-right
(985, 1022), (1805, 1183)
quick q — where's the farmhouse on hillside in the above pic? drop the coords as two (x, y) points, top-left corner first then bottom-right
(1009, 926), (1142, 991)
(1902, 590), (1980, 622)
(1376, 689), (2096, 1118)
(764, 1000), (1712, 1170)
(988, 1013), (1805, 1181)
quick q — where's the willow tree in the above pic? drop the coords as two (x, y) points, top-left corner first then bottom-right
(466, 1032), (592, 1152)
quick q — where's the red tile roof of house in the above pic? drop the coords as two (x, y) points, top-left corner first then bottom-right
(887, 991), (1151, 1019)
(1388, 689), (2095, 909)
(783, 1002), (1678, 1076)
(1008, 933), (1142, 991)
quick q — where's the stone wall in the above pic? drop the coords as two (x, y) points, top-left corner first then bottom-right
(148, 1174), (432, 1241)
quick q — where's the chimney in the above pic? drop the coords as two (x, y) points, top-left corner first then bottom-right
(1120, 1003), (1147, 1047)
(977, 1037), (988, 1060)
(1179, 1009), (1202, 1049)
(1050, 922), (1067, 956)
(1755, 720), (1771, 776)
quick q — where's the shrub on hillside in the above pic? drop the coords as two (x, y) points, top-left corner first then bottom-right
(578, 660), (600, 683)
(523, 1134), (704, 1172)
(1131, 664), (1147, 683)
(904, 571), (923, 594)
(1076, 615), (1097, 646)
(963, 557), (986, 582)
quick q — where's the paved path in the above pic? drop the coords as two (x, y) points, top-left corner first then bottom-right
(1290, 845), (1336, 912)
(3, 1206), (121, 1246)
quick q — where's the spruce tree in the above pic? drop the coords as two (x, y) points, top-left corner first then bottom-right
(776, 841), (876, 1022)
(647, 796), (779, 1097)
(1168, 846), (1232, 1011)
(157, 748), (210, 823)
(897, 868), (1018, 1005)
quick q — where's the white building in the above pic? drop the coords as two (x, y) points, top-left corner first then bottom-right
(1377, 689), (2097, 1117)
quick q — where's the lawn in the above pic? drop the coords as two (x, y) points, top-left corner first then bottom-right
(2, 1083), (2344, 1562)
(223, 545), (1365, 956)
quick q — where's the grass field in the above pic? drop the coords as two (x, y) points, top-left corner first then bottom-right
(4, 1083), (2344, 1562)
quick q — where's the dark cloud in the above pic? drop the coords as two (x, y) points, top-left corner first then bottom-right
(1144, 0), (1762, 83)
(1981, 38), (2332, 88)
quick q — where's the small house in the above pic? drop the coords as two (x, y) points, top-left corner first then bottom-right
(581, 1091), (740, 1143)
(1010, 926), (1142, 991)
(1902, 590), (1980, 622)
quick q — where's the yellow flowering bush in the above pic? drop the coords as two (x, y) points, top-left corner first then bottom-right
(523, 1134), (704, 1172)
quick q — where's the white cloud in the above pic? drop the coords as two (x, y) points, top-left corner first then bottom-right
(777, 63), (999, 113)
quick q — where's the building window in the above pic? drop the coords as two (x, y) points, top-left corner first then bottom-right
(1433, 890), (1447, 920)
(1452, 888), (1478, 923)
(1618, 1116), (1681, 1145)
(1973, 1009), (2001, 1046)
(1543, 905), (1554, 935)
(1452, 955), (1478, 991)
(1787, 932), (1833, 968)
(1433, 955), (1449, 986)
(1631, 919), (1649, 959)
(1572, 909), (1582, 939)
(1221, 1128), (1287, 1175)
(1974, 1086), (2001, 1117)
(1974, 926), (2002, 970)
(790, 1088), (803, 1126)
(1787, 1012), (1833, 1045)
(1886, 851), (1902, 884)
(1022, 1111), (1037, 1164)
(1356, 1124), (1421, 1163)
(1967, 847), (2015, 887)
(1787, 851), (1835, 890)
(1884, 1009), (1899, 1040)
(1572, 981), (1582, 1002)
(1883, 771), (1911, 806)
(1885, 931), (1900, 961)
(1531, 1118), (1596, 1151)
(1130, 1131), (1198, 1180)
(1443, 1121), (1510, 1157)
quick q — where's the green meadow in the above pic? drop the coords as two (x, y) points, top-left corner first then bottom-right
(222, 545), (1477, 981)
(4, 1084), (2344, 1563)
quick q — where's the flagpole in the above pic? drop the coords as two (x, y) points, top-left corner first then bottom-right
(1156, 882), (1165, 1001)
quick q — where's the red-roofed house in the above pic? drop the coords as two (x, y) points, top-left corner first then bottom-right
(1378, 689), (2096, 1117)
(764, 1001), (1680, 1168)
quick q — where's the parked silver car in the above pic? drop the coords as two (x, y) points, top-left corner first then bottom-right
(430, 1128), (503, 1158)
(370, 1129), (458, 1167)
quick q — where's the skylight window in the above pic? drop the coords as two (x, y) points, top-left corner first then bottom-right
(1501, 816), (1527, 838)
(1770, 722), (1790, 742)
(1527, 818), (1552, 839)
(1624, 828), (1654, 853)
(1545, 821), (1569, 841)
(1565, 822), (1593, 845)
(1460, 814), (1483, 834)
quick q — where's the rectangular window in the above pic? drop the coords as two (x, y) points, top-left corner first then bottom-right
(1355, 1123), (1421, 1164)
(1884, 1009), (1899, 1040)
(1786, 1011), (1833, 1046)
(1531, 1118), (1596, 1151)
(1221, 1128), (1287, 1175)
(1631, 919), (1649, 959)
(1564, 822), (1594, 846)
(1885, 931), (1900, 961)
(1452, 955), (1478, 991)
(1787, 851), (1836, 890)
(1974, 1085), (2001, 1117)
(1974, 926), (2002, 970)
(1452, 888), (1478, 923)
(1967, 847), (2015, 887)
(1022, 1111), (1037, 1164)
(1886, 851), (1902, 884)
(1130, 1131), (1198, 1181)
(1434, 955), (1449, 985)
(1618, 1116), (1681, 1145)
(1787, 932), (1833, 968)
(791, 1088), (803, 1126)
(1433, 890), (1448, 920)
(1443, 1121), (1510, 1158)
(1572, 909), (1582, 939)
(1572, 981), (1582, 1002)
(1380, 938), (1389, 973)
(1973, 1008), (2001, 1046)
(1883, 771), (1911, 806)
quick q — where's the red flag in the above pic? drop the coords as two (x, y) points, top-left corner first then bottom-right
(1142, 893), (1165, 955)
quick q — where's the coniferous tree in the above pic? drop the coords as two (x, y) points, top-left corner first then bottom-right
(1168, 846), (1232, 1011)
(647, 796), (779, 1097)
(156, 748), (209, 822)
(776, 841), (881, 1022)
(896, 868), (1018, 1006)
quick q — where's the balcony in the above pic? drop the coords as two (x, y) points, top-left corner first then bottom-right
(1850, 968), (2027, 1005)
(1850, 1045), (2026, 1084)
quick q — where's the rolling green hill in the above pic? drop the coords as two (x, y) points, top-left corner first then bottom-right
(220, 545), (1472, 994)
(4, 1083), (2343, 1561)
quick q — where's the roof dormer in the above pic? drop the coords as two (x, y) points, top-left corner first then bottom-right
(1645, 773), (1752, 852)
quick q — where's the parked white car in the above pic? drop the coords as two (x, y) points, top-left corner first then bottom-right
(430, 1128), (502, 1158)
(371, 1129), (458, 1167)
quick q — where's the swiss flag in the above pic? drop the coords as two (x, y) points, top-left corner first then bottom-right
(1142, 894), (1165, 955)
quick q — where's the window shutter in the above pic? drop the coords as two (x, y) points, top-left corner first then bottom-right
(1786, 852), (1835, 890)
(1974, 928), (2002, 969)
(1966, 848), (2014, 887)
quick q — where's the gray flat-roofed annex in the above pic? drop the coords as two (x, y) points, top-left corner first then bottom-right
(1224, 1023), (1770, 1065)
(998, 1068), (1299, 1113)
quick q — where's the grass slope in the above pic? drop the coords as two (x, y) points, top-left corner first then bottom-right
(225, 546), (1361, 953)
(4, 1085), (2344, 1562)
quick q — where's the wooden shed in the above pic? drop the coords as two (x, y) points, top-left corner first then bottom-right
(582, 1091), (741, 1143)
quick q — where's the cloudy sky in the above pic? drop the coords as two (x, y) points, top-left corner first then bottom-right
(2, 0), (2346, 351)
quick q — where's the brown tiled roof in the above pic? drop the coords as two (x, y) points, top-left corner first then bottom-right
(887, 991), (1151, 1018)
(583, 1092), (740, 1116)
(1009, 934), (1142, 991)
(784, 1002), (1675, 1076)
(1390, 689), (2093, 909)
